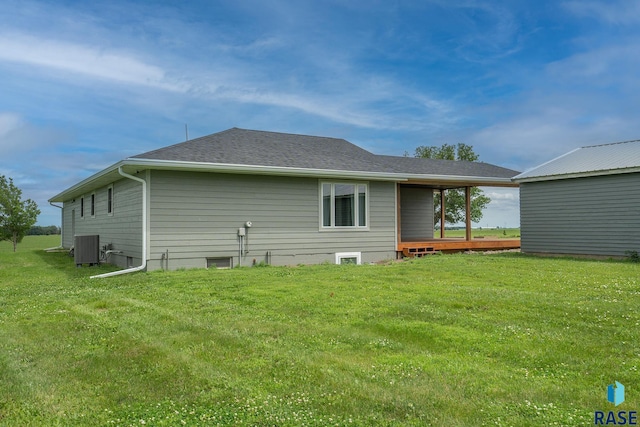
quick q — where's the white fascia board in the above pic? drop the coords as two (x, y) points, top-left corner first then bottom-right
(129, 158), (518, 186)
(48, 161), (125, 202)
(49, 157), (519, 203)
(513, 166), (640, 183)
(126, 158), (408, 181)
(402, 173), (518, 187)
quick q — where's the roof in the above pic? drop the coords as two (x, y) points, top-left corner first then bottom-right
(376, 155), (518, 178)
(514, 139), (640, 183)
(132, 128), (382, 172)
(132, 128), (518, 180)
(50, 128), (519, 202)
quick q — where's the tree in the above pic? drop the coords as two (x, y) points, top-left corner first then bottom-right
(413, 143), (491, 227)
(0, 175), (41, 252)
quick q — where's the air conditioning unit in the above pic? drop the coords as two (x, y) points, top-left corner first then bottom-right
(74, 235), (100, 267)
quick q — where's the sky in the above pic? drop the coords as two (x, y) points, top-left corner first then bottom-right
(1, 0), (639, 228)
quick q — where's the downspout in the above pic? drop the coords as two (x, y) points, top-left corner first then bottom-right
(91, 167), (147, 279)
(46, 202), (64, 250)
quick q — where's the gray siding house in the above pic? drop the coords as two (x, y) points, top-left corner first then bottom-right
(514, 140), (640, 257)
(50, 128), (518, 272)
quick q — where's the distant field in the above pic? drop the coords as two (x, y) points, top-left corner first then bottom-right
(0, 235), (61, 253)
(436, 227), (520, 239)
(1, 236), (638, 426)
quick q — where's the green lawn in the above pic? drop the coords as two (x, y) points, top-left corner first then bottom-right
(1, 236), (638, 426)
(435, 228), (521, 239)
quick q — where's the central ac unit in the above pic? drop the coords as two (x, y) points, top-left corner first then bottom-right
(74, 235), (100, 267)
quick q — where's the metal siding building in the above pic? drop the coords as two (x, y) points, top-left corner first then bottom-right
(515, 140), (640, 257)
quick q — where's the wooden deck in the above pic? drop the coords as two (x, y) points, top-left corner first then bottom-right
(398, 238), (521, 257)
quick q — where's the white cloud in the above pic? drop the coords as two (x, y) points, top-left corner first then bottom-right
(0, 32), (187, 92)
(563, 1), (640, 25)
(0, 112), (69, 158)
(0, 112), (22, 138)
(546, 43), (640, 88)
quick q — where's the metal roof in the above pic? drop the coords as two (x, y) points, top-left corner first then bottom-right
(514, 139), (640, 182)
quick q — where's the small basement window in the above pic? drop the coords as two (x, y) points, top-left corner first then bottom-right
(207, 257), (233, 269)
(335, 252), (362, 265)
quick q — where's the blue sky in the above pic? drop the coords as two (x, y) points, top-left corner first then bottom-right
(1, 0), (639, 227)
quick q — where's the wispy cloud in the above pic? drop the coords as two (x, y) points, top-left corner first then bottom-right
(0, 32), (187, 91)
(3, 0), (640, 228)
(0, 112), (69, 158)
(563, 0), (640, 25)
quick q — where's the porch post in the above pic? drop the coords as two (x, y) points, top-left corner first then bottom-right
(440, 189), (446, 238)
(465, 186), (471, 241)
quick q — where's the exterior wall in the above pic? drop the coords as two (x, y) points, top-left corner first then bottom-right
(520, 172), (640, 257)
(147, 170), (397, 269)
(61, 178), (144, 267)
(399, 185), (434, 241)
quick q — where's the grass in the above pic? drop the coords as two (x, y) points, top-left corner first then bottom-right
(436, 227), (521, 239)
(1, 236), (638, 426)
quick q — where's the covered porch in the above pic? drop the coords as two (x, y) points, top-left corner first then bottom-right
(396, 180), (520, 257)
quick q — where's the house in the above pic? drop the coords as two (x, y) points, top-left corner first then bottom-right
(513, 139), (640, 258)
(49, 128), (519, 274)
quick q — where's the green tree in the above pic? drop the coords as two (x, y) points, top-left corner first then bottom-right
(0, 175), (41, 252)
(413, 143), (490, 227)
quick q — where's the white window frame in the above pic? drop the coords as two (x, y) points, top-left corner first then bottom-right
(335, 252), (362, 265)
(319, 181), (369, 230)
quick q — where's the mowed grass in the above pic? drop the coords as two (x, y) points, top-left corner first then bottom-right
(1, 237), (638, 426)
(436, 228), (521, 239)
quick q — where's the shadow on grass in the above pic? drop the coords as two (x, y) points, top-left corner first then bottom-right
(35, 249), (122, 279)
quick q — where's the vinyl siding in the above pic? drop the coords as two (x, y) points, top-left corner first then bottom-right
(520, 172), (640, 256)
(399, 185), (434, 241)
(61, 178), (143, 267)
(148, 170), (397, 269)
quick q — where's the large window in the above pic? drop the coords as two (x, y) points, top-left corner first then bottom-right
(321, 182), (367, 228)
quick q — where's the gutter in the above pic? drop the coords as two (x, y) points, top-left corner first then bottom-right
(128, 158), (409, 181)
(91, 167), (147, 279)
(44, 201), (64, 251)
(50, 158), (519, 203)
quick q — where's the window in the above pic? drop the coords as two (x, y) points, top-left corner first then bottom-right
(321, 182), (368, 228)
(107, 186), (113, 215)
(207, 257), (233, 269)
(335, 252), (362, 265)
(90, 193), (95, 217)
(80, 197), (84, 218)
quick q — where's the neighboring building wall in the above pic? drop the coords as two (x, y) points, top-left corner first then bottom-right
(520, 172), (640, 257)
(61, 178), (144, 267)
(147, 170), (397, 269)
(399, 185), (434, 241)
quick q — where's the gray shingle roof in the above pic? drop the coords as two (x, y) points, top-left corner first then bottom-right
(132, 127), (519, 179)
(376, 155), (519, 178)
(514, 139), (640, 181)
(50, 127), (520, 203)
(132, 128), (381, 172)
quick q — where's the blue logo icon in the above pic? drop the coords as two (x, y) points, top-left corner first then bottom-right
(608, 381), (625, 406)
